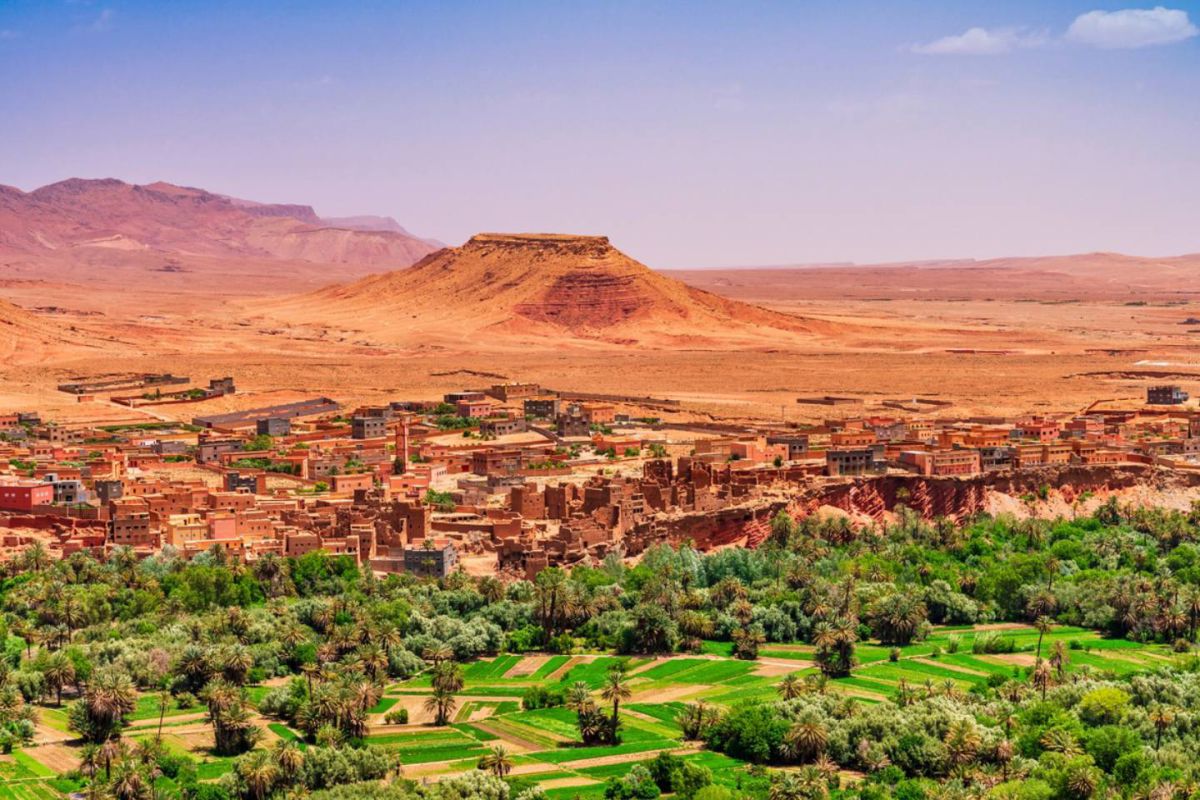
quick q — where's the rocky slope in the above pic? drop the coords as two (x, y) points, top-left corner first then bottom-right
(257, 232), (828, 349)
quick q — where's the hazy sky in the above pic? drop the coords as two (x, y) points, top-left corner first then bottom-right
(2, 1), (1199, 267)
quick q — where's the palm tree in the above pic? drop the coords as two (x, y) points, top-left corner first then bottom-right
(995, 739), (1015, 781)
(782, 719), (828, 763)
(99, 738), (127, 780)
(943, 719), (981, 771)
(1049, 640), (1069, 680)
(1040, 728), (1081, 757)
(676, 702), (716, 741)
(770, 771), (824, 800)
(1065, 766), (1097, 799)
(1149, 705), (1176, 750)
(422, 643), (454, 664)
(300, 663), (319, 696)
(109, 760), (146, 800)
(176, 646), (211, 694)
(777, 673), (804, 700)
(1031, 660), (1053, 701)
(732, 627), (766, 660)
(432, 661), (464, 695)
(238, 750), (280, 800)
(424, 688), (457, 726)
(43, 651), (76, 706)
(84, 669), (136, 742)
(274, 740), (305, 775)
(155, 688), (171, 743)
(1033, 616), (1054, 662)
(565, 681), (593, 712)
(357, 644), (388, 681)
(534, 567), (568, 639)
(600, 665), (631, 725)
(78, 743), (101, 781)
(479, 745), (514, 778)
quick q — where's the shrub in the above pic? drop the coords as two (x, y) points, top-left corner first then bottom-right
(384, 707), (408, 725)
(1076, 687), (1130, 726)
(972, 632), (1015, 654)
(521, 685), (566, 710)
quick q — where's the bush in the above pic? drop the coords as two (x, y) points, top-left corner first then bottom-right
(703, 702), (788, 764)
(521, 685), (566, 710)
(1083, 724), (1140, 772)
(384, 707), (408, 725)
(1076, 687), (1130, 726)
(973, 632), (1016, 654)
(605, 764), (661, 800)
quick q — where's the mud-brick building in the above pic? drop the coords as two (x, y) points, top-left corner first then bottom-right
(825, 444), (886, 476)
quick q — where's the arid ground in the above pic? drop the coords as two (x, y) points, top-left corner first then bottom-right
(3, 180), (1197, 425)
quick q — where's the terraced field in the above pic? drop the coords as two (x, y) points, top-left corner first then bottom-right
(351, 625), (1175, 795)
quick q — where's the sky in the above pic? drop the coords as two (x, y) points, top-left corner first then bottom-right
(1, 1), (1199, 268)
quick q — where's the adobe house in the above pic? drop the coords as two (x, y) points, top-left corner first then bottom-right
(480, 417), (527, 437)
(1148, 385), (1189, 405)
(556, 410), (590, 438)
(486, 383), (541, 402)
(257, 417), (291, 437)
(766, 434), (809, 460)
(444, 390), (487, 404)
(351, 415), (388, 440)
(403, 540), (459, 577)
(0, 480), (54, 511)
(225, 470), (267, 495)
(523, 397), (560, 419)
(455, 398), (495, 418)
(579, 403), (616, 425)
(898, 449), (981, 477)
(825, 444), (886, 477)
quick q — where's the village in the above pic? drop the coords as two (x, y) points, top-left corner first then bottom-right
(2, 377), (1199, 578)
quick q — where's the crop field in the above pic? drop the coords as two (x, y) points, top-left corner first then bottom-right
(5, 622), (1178, 800)
(355, 621), (1179, 795)
(0, 752), (83, 800)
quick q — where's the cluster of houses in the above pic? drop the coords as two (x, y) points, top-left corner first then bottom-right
(1, 381), (1198, 575)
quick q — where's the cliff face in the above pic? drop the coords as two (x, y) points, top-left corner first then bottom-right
(806, 465), (1200, 524)
(651, 465), (1200, 551)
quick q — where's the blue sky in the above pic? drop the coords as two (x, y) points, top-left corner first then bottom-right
(2, 1), (1198, 267)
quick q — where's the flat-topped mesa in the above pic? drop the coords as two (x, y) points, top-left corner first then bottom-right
(272, 229), (819, 348)
(462, 232), (615, 259)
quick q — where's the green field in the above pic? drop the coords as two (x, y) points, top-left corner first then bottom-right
(354, 621), (1178, 797)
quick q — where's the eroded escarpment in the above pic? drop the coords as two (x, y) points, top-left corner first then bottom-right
(640, 464), (1200, 553)
(514, 271), (652, 328)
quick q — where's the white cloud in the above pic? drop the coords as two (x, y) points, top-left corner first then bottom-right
(1066, 6), (1198, 48)
(912, 7), (1196, 56)
(911, 27), (1047, 56)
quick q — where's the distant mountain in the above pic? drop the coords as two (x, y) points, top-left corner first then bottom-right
(0, 178), (437, 293)
(321, 215), (445, 248)
(667, 252), (1200, 303)
(259, 232), (827, 349)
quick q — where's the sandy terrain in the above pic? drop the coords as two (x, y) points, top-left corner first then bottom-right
(2, 206), (1198, 428)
